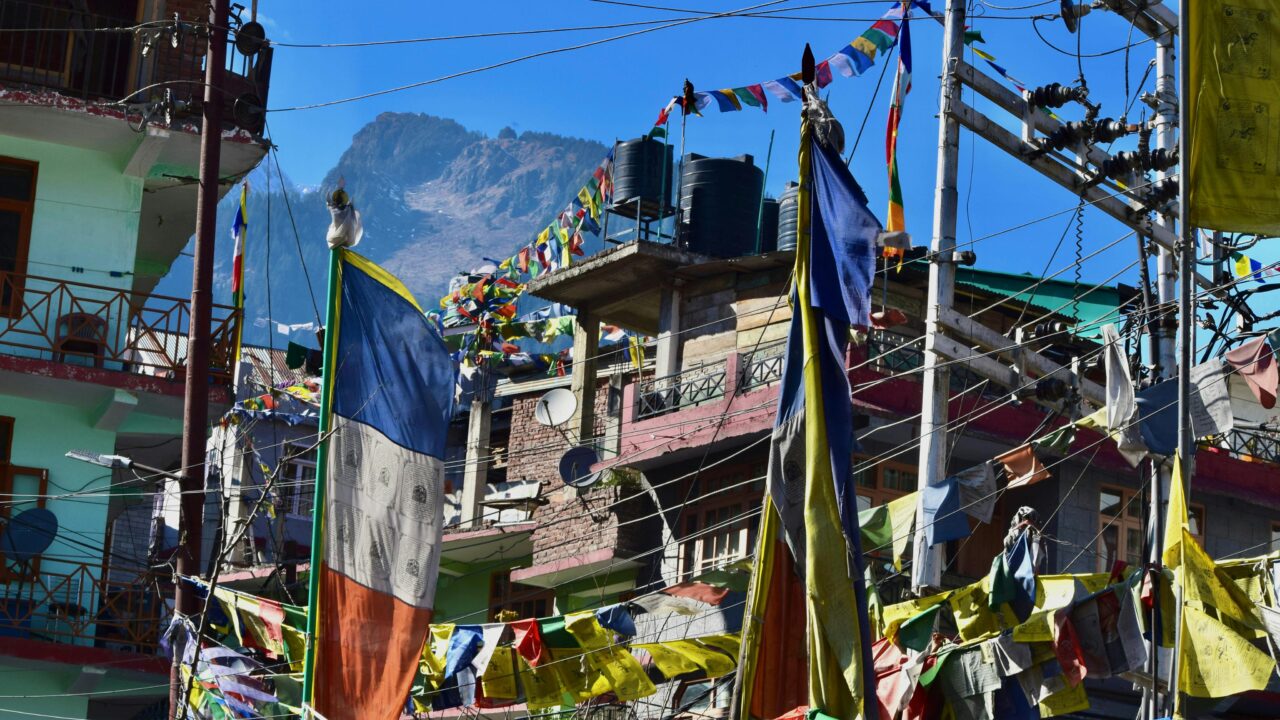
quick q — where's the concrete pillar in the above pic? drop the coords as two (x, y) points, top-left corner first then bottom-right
(655, 283), (683, 381)
(461, 398), (492, 528)
(571, 308), (600, 445)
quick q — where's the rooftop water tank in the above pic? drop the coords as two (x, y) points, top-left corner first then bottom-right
(758, 198), (780, 253)
(611, 137), (673, 218)
(776, 181), (799, 251)
(679, 154), (764, 258)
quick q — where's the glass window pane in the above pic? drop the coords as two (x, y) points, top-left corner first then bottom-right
(1125, 527), (1143, 569)
(857, 494), (872, 513)
(1272, 526), (1280, 554)
(0, 163), (34, 202)
(883, 467), (918, 492)
(1099, 525), (1119, 573)
(1099, 489), (1122, 516)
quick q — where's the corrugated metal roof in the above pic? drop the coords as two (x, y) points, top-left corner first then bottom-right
(955, 268), (1131, 338)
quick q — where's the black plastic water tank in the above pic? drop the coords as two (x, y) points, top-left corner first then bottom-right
(611, 137), (672, 213)
(758, 198), (780, 253)
(679, 154), (764, 258)
(776, 181), (800, 251)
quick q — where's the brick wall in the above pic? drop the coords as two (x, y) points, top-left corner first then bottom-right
(506, 381), (655, 567)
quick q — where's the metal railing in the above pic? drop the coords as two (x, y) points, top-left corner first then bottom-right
(738, 339), (786, 392)
(0, 560), (165, 654)
(0, 0), (272, 133)
(636, 360), (728, 420)
(0, 271), (239, 382)
(867, 329), (995, 395)
(1205, 427), (1280, 466)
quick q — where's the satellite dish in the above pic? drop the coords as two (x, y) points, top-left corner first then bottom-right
(535, 388), (577, 427)
(1, 508), (58, 564)
(559, 446), (602, 489)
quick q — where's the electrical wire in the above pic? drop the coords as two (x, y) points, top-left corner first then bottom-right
(266, 0), (794, 112)
(1030, 16), (1157, 59)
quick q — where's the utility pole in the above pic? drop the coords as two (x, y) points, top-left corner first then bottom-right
(911, 0), (964, 593)
(171, 0), (229, 716)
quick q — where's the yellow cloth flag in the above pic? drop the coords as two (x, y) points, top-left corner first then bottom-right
(282, 624), (307, 671)
(1187, 1), (1280, 233)
(1179, 528), (1262, 632)
(1163, 457), (1187, 569)
(480, 647), (519, 700)
(1180, 604), (1276, 698)
(665, 639), (735, 678)
(519, 656), (567, 710)
(949, 581), (1016, 642)
(887, 492), (918, 570)
(564, 611), (656, 702)
(1038, 681), (1089, 717)
(883, 592), (951, 643)
(635, 642), (702, 678)
(698, 633), (742, 660)
(419, 625), (453, 687)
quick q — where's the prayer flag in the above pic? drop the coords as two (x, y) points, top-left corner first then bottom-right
(306, 250), (455, 720)
(795, 91), (881, 719)
(1162, 456), (1187, 569)
(1232, 251), (1266, 283)
(230, 182), (248, 362)
(1187, 2), (1280, 233)
(1180, 604), (1275, 698)
(884, 13), (912, 243)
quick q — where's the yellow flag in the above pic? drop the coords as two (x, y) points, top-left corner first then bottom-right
(1187, 1), (1280, 233)
(887, 491), (918, 570)
(635, 642), (701, 678)
(1162, 457), (1187, 569)
(1179, 528), (1262, 631)
(480, 647), (519, 699)
(564, 611), (656, 701)
(883, 592), (950, 643)
(1180, 604), (1276, 698)
(519, 656), (567, 710)
(1038, 681), (1089, 717)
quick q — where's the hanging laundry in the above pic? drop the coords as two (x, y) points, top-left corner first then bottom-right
(1224, 336), (1278, 409)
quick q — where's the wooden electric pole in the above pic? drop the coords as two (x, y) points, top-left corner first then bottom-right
(171, 0), (230, 715)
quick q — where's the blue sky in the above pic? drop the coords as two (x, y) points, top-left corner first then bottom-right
(257, 0), (1279, 317)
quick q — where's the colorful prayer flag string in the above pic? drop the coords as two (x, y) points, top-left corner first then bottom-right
(884, 6), (913, 249)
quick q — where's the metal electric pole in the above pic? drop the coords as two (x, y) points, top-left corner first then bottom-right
(912, 0), (965, 593)
(171, 0), (229, 715)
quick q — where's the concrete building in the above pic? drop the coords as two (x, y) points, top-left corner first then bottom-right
(0, 2), (271, 717)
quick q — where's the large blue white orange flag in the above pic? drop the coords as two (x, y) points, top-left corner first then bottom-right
(308, 250), (455, 720)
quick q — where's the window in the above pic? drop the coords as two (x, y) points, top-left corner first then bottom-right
(0, 416), (49, 581)
(1096, 486), (1206, 572)
(854, 456), (918, 512)
(678, 464), (764, 580)
(277, 443), (317, 516)
(1272, 524), (1280, 554)
(0, 157), (36, 317)
(489, 571), (553, 622)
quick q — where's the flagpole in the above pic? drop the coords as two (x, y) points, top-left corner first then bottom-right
(1168, 0), (1193, 714)
(300, 246), (342, 713)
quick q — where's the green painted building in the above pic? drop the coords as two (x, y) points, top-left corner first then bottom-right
(0, 2), (272, 717)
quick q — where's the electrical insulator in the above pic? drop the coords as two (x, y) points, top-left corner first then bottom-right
(1091, 118), (1131, 143)
(1100, 151), (1143, 180)
(1034, 378), (1070, 403)
(1026, 82), (1086, 109)
(1149, 147), (1178, 172)
(1037, 121), (1092, 153)
(1147, 177), (1178, 204)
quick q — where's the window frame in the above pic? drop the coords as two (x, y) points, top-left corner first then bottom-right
(1095, 485), (1205, 572)
(677, 462), (765, 580)
(0, 416), (49, 581)
(277, 442), (317, 517)
(488, 570), (554, 622)
(854, 456), (918, 512)
(0, 156), (38, 318)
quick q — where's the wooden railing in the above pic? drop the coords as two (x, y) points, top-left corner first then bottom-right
(0, 271), (239, 383)
(0, 559), (166, 654)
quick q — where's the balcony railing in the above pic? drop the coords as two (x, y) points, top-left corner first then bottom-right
(1205, 427), (1280, 466)
(636, 360), (728, 420)
(0, 559), (164, 654)
(0, 0), (272, 134)
(0, 271), (239, 383)
(738, 339), (786, 392)
(867, 329), (997, 396)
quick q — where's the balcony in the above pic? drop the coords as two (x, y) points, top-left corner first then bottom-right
(0, 0), (272, 135)
(0, 270), (239, 384)
(636, 360), (730, 420)
(0, 558), (164, 655)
